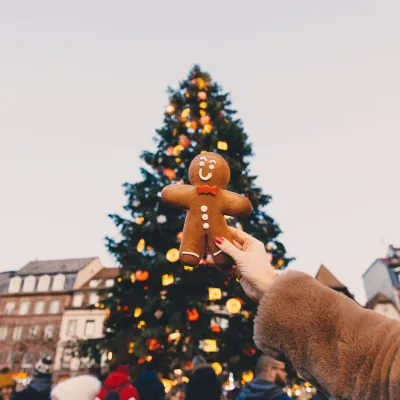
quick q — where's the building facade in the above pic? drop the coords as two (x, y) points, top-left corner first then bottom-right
(0, 257), (104, 373)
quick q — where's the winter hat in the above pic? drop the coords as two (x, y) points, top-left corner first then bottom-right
(51, 375), (101, 400)
(116, 365), (130, 376)
(33, 356), (53, 377)
(0, 368), (15, 388)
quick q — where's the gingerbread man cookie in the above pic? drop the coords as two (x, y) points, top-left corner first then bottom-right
(161, 152), (252, 267)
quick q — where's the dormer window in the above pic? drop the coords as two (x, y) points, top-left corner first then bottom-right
(37, 275), (51, 292)
(22, 275), (36, 292)
(105, 279), (114, 288)
(52, 274), (65, 291)
(8, 276), (22, 294)
(89, 280), (99, 288)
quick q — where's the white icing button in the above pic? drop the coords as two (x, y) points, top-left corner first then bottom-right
(202, 214), (209, 221)
(203, 223), (209, 229)
(201, 205), (208, 212)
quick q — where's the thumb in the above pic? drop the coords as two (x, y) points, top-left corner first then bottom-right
(215, 237), (243, 261)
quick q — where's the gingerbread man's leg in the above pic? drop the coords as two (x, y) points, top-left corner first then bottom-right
(207, 229), (234, 269)
(180, 227), (206, 267)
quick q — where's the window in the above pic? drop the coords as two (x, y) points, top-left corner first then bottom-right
(49, 300), (60, 314)
(22, 352), (34, 368)
(66, 320), (77, 337)
(72, 293), (84, 308)
(89, 279), (99, 288)
(52, 274), (65, 291)
(37, 275), (51, 292)
(105, 279), (114, 288)
(0, 327), (7, 341)
(12, 326), (23, 341)
(33, 300), (45, 315)
(19, 300), (30, 315)
(8, 276), (22, 293)
(89, 292), (99, 305)
(44, 325), (54, 339)
(4, 302), (15, 315)
(22, 275), (36, 292)
(28, 325), (40, 339)
(6, 352), (18, 365)
(84, 320), (95, 337)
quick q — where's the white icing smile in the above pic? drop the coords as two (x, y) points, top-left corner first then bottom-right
(199, 157), (217, 181)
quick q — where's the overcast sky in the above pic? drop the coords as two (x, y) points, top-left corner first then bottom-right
(1, 1), (399, 303)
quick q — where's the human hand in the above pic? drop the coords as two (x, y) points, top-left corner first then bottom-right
(214, 227), (278, 302)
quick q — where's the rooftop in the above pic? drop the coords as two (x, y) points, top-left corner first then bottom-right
(93, 267), (120, 280)
(365, 292), (396, 310)
(17, 257), (98, 276)
(315, 265), (346, 288)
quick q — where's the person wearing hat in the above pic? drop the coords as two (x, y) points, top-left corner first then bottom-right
(13, 356), (53, 400)
(51, 375), (101, 400)
(0, 367), (15, 400)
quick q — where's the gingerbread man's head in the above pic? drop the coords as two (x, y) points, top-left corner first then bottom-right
(189, 152), (230, 188)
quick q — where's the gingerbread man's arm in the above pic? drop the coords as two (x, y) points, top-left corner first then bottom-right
(220, 190), (253, 218)
(161, 184), (194, 209)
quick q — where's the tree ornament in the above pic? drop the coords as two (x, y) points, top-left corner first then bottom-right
(277, 258), (285, 267)
(147, 338), (161, 351)
(226, 298), (241, 314)
(136, 270), (149, 281)
(211, 362), (222, 375)
(243, 346), (256, 356)
(135, 216), (144, 225)
(191, 78), (197, 85)
(137, 239), (145, 253)
(162, 274), (175, 286)
(166, 104), (175, 114)
(168, 331), (181, 343)
(163, 168), (176, 180)
(128, 342), (135, 354)
(196, 78), (205, 89)
(217, 141), (228, 151)
(179, 135), (190, 148)
(161, 379), (174, 394)
(242, 370), (254, 383)
(176, 231), (183, 242)
(133, 307), (142, 318)
(154, 310), (163, 319)
(132, 199), (140, 207)
(130, 274), (136, 283)
(199, 109), (206, 116)
(157, 215), (167, 224)
(198, 91), (207, 100)
(173, 144), (184, 156)
(200, 339), (218, 352)
(199, 101), (207, 109)
(137, 320), (146, 329)
(243, 311), (250, 319)
(200, 115), (211, 125)
(166, 248), (180, 262)
(167, 146), (174, 155)
(208, 288), (222, 301)
(186, 308), (199, 321)
(202, 124), (213, 134)
(181, 108), (191, 119)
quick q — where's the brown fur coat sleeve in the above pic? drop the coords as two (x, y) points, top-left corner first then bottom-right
(253, 270), (400, 400)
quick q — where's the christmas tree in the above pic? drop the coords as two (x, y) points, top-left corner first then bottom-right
(103, 65), (291, 383)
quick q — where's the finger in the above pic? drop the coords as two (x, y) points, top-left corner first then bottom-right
(233, 239), (242, 250)
(228, 227), (253, 245)
(232, 266), (242, 280)
(215, 237), (243, 260)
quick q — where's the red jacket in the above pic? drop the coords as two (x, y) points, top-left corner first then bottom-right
(97, 372), (140, 400)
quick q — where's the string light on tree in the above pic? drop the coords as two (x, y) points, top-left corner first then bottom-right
(163, 168), (176, 180)
(166, 248), (180, 262)
(147, 338), (161, 351)
(211, 362), (222, 375)
(137, 239), (145, 253)
(208, 288), (222, 301)
(198, 91), (207, 100)
(133, 307), (142, 318)
(202, 124), (213, 134)
(200, 115), (211, 125)
(242, 370), (254, 383)
(217, 141), (228, 151)
(181, 108), (191, 119)
(199, 101), (208, 109)
(200, 339), (218, 353)
(162, 274), (175, 286)
(186, 308), (199, 321)
(135, 216), (144, 225)
(137, 320), (146, 329)
(226, 298), (242, 314)
(166, 104), (175, 114)
(168, 331), (181, 343)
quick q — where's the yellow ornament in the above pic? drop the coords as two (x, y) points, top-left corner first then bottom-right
(181, 108), (191, 118)
(136, 216), (144, 225)
(162, 274), (175, 286)
(166, 104), (175, 114)
(166, 248), (180, 262)
(130, 274), (136, 283)
(202, 124), (213, 134)
(203, 339), (218, 353)
(175, 157), (181, 164)
(277, 258), (285, 267)
(168, 331), (181, 343)
(242, 370), (254, 383)
(117, 277), (122, 283)
(266, 243), (273, 251)
(199, 101), (208, 109)
(243, 311), (250, 319)
(137, 239), (145, 253)
(128, 342), (135, 354)
(137, 320), (146, 329)
(217, 141), (228, 151)
(161, 379), (174, 393)
(226, 298), (241, 314)
(199, 110), (207, 116)
(134, 307), (142, 318)
(211, 362), (223, 376)
(184, 265), (193, 272)
(197, 78), (205, 89)
(173, 144), (184, 156)
(208, 288), (222, 301)
(146, 355), (152, 362)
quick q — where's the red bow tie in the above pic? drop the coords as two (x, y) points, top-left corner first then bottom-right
(197, 185), (217, 196)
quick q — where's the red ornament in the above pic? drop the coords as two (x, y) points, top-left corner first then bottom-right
(136, 270), (149, 281)
(179, 135), (191, 148)
(191, 78), (197, 85)
(147, 338), (161, 351)
(167, 146), (174, 156)
(137, 358), (145, 364)
(123, 305), (129, 312)
(198, 91), (207, 101)
(163, 168), (176, 180)
(211, 325), (221, 333)
(186, 308), (199, 321)
(200, 115), (211, 125)
(243, 347), (256, 356)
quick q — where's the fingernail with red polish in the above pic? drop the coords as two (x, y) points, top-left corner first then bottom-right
(215, 236), (224, 245)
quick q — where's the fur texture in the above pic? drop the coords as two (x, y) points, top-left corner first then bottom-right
(254, 270), (400, 400)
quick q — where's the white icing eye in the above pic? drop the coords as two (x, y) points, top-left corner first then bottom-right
(209, 164), (215, 170)
(199, 161), (205, 167)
